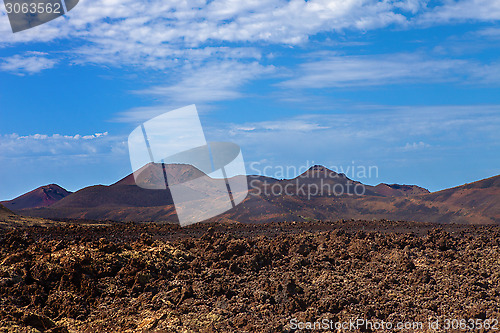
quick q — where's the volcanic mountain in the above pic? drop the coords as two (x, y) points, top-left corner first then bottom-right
(13, 164), (500, 225)
(268, 165), (380, 196)
(256, 165), (429, 197)
(1, 184), (71, 210)
(114, 162), (207, 187)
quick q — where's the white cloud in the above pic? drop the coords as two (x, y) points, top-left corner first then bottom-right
(402, 141), (431, 151)
(394, 0), (427, 14)
(13, 132), (109, 140)
(419, 0), (500, 24)
(0, 53), (57, 74)
(475, 27), (500, 38)
(139, 61), (273, 100)
(113, 61), (275, 123)
(0, 0), (497, 104)
(113, 106), (173, 124)
(466, 61), (500, 84)
(278, 53), (500, 88)
(0, 0), (497, 76)
(0, 0), (419, 68)
(232, 119), (330, 132)
(199, 0), (409, 44)
(0, 132), (125, 157)
(219, 104), (500, 147)
(68, 0), (411, 46)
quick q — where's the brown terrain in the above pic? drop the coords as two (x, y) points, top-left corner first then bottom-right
(0, 219), (499, 332)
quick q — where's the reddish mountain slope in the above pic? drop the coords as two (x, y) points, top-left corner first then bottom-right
(420, 174), (500, 224)
(2, 184), (71, 210)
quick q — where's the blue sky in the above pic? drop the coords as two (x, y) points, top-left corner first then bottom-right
(1, 0), (499, 200)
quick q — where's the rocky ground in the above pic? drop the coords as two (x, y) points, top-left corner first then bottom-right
(0, 220), (499, 332)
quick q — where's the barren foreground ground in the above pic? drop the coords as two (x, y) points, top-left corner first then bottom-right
(1, 220), (499, 332)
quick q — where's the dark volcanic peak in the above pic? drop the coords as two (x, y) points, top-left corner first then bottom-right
(2, 184), (72, 210)
(113, 163), (207, 187)
(275, 164), (376, 197)
(298, 165), (345, 179)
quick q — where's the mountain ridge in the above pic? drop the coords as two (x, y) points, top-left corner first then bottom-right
(8, 165), (500, 225)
